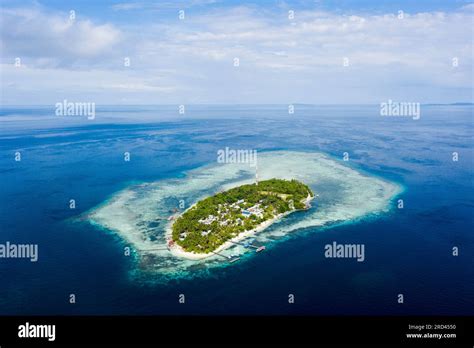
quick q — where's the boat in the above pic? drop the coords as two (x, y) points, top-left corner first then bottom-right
(256, 246), (266, 253)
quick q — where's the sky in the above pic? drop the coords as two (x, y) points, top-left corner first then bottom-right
(0, 0), (473, 105)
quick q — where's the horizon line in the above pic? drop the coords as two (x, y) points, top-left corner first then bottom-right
(1, 102), (473, 108)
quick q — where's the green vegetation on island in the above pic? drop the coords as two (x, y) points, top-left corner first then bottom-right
(171, 178), (314, 253)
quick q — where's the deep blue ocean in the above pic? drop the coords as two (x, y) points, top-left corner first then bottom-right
(0, 105), (473, 315)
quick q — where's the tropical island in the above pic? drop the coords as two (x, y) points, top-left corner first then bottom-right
(168, 178), (314, 259)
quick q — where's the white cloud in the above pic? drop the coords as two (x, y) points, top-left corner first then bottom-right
(1, 7), (121, 62)
(1, 3), (472, 104)
(103, 83), (176, 92)
(0, 64), (179, 104)
(111, 0), (219, 11)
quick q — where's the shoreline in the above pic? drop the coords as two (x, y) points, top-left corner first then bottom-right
(84, 150), (405, 269)
(166, 193), (315, 260)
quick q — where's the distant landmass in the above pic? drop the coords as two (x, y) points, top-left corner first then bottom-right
(424, 102), (474, 106)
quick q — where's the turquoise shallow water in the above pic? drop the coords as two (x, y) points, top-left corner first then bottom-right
(88, 150), (402, 281)
(0, 105), (473, 315)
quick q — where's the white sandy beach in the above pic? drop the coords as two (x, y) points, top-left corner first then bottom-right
(87, 151), (402, 275)
(166, 193), (315, 260)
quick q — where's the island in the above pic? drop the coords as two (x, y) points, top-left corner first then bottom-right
(167, 178), (314, 259)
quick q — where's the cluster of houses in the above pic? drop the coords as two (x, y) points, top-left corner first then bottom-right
(229, 199), (265, 219)
(198, 215), (217, 225)
(196, 199), (266, 230)
(178, 199), (273, 242)
(242, 203), (264, 219)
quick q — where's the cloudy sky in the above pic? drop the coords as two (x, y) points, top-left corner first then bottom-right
(1, 0), (473, 105)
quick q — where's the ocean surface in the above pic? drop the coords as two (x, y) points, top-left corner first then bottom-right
(0, 105), (473, 315)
